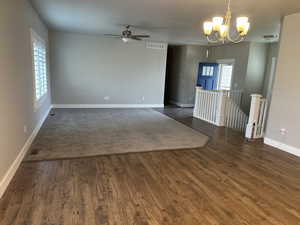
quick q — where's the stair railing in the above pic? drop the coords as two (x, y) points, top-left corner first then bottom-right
(193, 87), (226, 126)
(224, 93), (249, 132)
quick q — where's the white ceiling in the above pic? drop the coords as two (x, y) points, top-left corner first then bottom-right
(30, 0), (300, 45)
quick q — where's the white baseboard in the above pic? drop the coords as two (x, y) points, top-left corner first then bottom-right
(169, 101), (194, 108)
(264, 138), (300, 157)
(0, 107), (51, 199)
(52, 104), (164, 109)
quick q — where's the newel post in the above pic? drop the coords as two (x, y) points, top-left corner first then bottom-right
(245, 94), (262, 139)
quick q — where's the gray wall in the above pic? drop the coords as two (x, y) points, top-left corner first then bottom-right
(209, 42), (268, 112)
(266, 13), (300, 149)
(244, 42), (268, 111)
(262, 42), (279, 97)
(166, 45), (207, 105)
(208, 42), (251, 91)
(50, 32), (167, 105)
(0, 0), (50, 183)
(185, 46), (209, 104)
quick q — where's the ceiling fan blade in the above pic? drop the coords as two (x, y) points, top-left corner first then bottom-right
(131, 35), (150, 38)
(130, 36), (142, 41)
(104, 34), (122, 37)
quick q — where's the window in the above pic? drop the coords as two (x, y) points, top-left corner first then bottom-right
(31, 30), (48, 104)
(202, 66), (214, 76)
(218, 64), (233, 90)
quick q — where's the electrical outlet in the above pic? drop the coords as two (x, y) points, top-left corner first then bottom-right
(280, 128), (287, 136)
(23, 125), (28, 134)
(142, 96), (145, 101)
(104, 96), (110, 101)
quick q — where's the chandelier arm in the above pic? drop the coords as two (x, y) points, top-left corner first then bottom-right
(225, 12), (245, 44)
(206, 35), (221, 43)
(214, 31), (223, 41)
(226, 31), (245, 43)
(233, 36), (245, 43)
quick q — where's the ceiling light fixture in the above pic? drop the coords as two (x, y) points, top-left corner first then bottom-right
(203, 0), (250, 44)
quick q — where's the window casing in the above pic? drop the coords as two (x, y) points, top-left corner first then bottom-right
(31, 30), (48, 107)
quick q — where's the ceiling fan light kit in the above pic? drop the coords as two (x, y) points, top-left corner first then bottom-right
(122, 37), (130, 43)
(203, 0), (250, 44)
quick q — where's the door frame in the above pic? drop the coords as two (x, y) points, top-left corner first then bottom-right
(266, 57), (277, 102)
(216, 59), (236, 90)
(264, 56), (277, 131)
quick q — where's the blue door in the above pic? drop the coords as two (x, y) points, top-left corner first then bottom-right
(197, 63), (219, 90)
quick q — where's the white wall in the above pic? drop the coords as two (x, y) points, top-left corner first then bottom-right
(0, 0), (51, 196)
(50, 32), (167, 106)
(265, 13), (300, 156)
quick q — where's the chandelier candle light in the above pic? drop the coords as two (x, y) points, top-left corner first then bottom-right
(203, 0), (250, 43)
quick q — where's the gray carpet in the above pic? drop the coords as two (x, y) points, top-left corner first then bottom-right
(25, 108), (209, 161)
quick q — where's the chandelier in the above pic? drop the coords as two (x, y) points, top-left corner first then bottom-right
(203, 0), (250, 43)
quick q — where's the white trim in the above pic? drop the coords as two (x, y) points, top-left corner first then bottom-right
(0, 107), (51, 199)
(264, 138), (300, 157)
(169, 101), (194, 108)
(216, 58), (236, 65)
(52, 104), (164, 109)
(178, 104), (194, 108)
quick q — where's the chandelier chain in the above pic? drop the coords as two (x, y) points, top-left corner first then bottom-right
(227, 0), (231, 11)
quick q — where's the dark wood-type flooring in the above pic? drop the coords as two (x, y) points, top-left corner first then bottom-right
(0, 107), (300, 225)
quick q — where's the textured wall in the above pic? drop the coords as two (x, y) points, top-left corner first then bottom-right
(266, 13), (300, 149)
(0, 0), (50, 183)
(50, 32), (167, 106)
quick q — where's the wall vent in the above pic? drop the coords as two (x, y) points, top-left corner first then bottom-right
(263, 34), (279, 40)
(146, 42), (167, 50)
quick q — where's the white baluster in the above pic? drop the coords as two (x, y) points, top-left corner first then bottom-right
(215, 91), (226, 126)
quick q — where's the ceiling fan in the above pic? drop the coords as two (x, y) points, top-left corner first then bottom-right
(104, 25), (150, 42)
